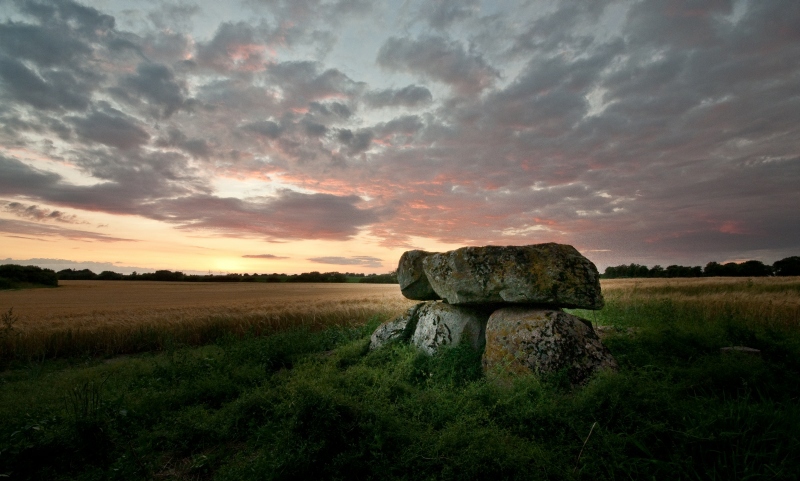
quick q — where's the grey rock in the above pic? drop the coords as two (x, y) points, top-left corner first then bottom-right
(482, 307), (617, 385)
(369, 303), (425, 350)
(397, 250), (441, 301)
(422, 243), (604, 309)
(411, 302), (491, 355)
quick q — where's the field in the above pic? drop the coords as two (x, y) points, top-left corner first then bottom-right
(1, 277), (800, 480)
(0, 281), (416, 360)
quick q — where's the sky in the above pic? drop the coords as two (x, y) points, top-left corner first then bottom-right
(1, 0), (799, 275)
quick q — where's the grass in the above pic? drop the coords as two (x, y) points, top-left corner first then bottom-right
(1, 278), (799, 479)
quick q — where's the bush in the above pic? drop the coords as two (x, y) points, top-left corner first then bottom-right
(0, 264), (58, 287)
(774, 256), (800, 276)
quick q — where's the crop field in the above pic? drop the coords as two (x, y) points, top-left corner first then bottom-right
(0, 281), (416, 360)
(584, 276), (800, 329)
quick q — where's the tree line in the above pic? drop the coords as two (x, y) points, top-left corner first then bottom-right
(53, 269), (399, 284)
(602, 256), (800, 278)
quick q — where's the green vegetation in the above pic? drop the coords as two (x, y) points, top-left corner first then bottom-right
(2, 285), (800, 480)
(0, 264), (58, 290)
(601, 256), (798, 278)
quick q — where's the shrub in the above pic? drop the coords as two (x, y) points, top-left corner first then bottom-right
(0, 264), (58, 287)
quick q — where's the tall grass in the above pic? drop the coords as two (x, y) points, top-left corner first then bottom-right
(0, 298), (412, 362)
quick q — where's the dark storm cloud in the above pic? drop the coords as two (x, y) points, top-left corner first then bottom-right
(114, 62), (188, 118)
(363, 85), (433, 108)
(376, 36), (499, 94)
(69, 106), (151, 150)
(308, 256), (383, 268)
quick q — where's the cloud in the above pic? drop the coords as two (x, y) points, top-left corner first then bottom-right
(364, 85), (433, 108)
(0, 219), (132, 242)
(336, 128), (373, 154)
(148, 190), (380, 240)
(1, 0), (799, 270)
(242, 254), (289, 259)
(69, 106), (151, 150)
(0, 55), (91, 111)
(307, 256), (383, 268)
(266, 60), (365, 107)
(241, 120), (282, 138)
(2, 201), (84, 224)
(1, 258), (153, 275)
(0, 21), (92, 67)
(376, 35), (498, 94)
(155, 128), (213, 158)
(416, 0), (479, 29)
(114, 62), (189, 118)
(195, 21), (270, 72)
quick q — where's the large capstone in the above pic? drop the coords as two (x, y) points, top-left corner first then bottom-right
(369, 303), (425, 350)
(397, 250), (441, 301)
(422, 243), (604, 309)
(410, 302), (490, 355)
(482, 307), (617, 385)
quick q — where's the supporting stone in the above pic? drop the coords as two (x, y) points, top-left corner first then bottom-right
(482, 306), (617, 385)
(410, 302), (491, 355)
(369, 302), (425, 350)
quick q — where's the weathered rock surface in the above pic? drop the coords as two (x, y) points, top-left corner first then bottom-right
(422, 243), (604, 309)
(482, 307), (617, 385)
(369, 303), (425, 350)
(410, 302), (490, 355)
(397, 250), (441, 301)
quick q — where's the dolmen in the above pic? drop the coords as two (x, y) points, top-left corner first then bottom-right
(370, 243), (617, 385)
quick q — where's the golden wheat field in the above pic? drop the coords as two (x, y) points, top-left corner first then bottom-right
(1, 277), (798, 360)
(0, 281), (417, 359)
(598, 276), (800, 329)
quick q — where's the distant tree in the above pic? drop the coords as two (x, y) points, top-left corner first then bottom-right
(57, 268), (97, 280)
(773, 256), (800, 276)
(360, 271), (398, 284)
(97, 270), (124, 280)
(704, 262), (723, 276)
(738, 260), (773, 277)
(0, 264), (58, 287)
(649, 265), (665, 278)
